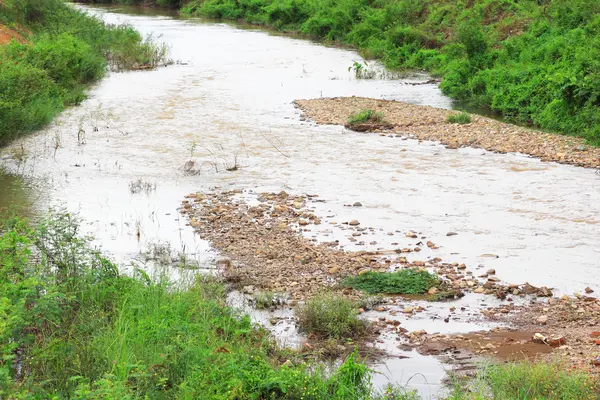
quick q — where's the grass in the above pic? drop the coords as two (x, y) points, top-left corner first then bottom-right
(0, 213), (386, 399)
(343, 269), (439, 295)
(447, 361), (600, 400)
(296, 293), (367, 339)
(347, 109), (385, 125)
(447, 112), (472, 124)
(0, 0), (169, 145)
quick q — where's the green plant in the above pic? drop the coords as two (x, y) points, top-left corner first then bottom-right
(447, 361), (600, 400)
(343, 269), (439, 295)
(253, 290), (276, 309)
(296, 293), (367, 339)
(347, 109), (385, 125)
(446, 112), (473, 124)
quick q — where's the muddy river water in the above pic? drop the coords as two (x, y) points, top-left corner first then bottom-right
(1, 4), (599, 398)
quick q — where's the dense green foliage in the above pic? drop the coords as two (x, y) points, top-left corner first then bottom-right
(182, 0), (600, 144)
(0, 0), (167, 145)
(0, 214), (409, 399)
(343, 269), (439, 295)
(74, 0), (184, 7)
(447, 362), (599, 400)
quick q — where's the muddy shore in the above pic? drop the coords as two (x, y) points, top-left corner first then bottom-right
(294, 97), (600, 169)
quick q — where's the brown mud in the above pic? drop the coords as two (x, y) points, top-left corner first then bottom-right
(294, 97), (600, 169)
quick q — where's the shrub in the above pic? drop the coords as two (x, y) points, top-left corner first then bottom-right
(447, 112), (472, 124)
(343, 269), (439, 295)
(347, 109), (384, 124)
(296, 293), (366, 339)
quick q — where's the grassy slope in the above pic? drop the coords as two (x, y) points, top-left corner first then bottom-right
(181, 0), (600, 145)
(0, 0), (165, 145)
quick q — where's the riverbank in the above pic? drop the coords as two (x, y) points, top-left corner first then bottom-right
(295, 97), (600, 169)
(181, 0), (600, 145)
(0, 0), (169, 145)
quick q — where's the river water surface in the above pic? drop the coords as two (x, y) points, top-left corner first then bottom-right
(1, 4), (599, 398)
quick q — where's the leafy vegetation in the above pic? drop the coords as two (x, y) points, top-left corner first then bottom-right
(347, 109), (384, 125)
(343, 269), (439, 295)
(182, 0), (600, 145)
(447, 361), (600, 400)
(447, 112), (472, 124)
(296, 293), (367, 339)
(0, 213), (394, 399)
(0, 0), (168, 145)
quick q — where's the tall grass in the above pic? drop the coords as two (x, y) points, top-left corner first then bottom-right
(0, 213), (385, 398)
(0, 0), (169, 145)
(182, 0), (600, 145)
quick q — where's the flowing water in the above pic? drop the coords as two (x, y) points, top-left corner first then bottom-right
(1, 4), (600, 397)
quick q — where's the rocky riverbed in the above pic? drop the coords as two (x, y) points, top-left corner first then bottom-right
(179, 189), (600, 375)
(294, 97), (600, 169)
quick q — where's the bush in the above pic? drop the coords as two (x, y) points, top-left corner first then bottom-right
(347, 109), (384, 124)
(343, 269), (439, 295)
(447, 112), (472, 124)
(296, 293), (366, 339)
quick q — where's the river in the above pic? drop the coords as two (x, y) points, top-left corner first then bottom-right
(0, 4), (599, 398)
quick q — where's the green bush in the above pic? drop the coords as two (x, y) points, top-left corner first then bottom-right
(347, 109), (384, 124)
(343, 269), (439, 295)
(447, 112), (472, 124)
(296, 293), (366, 339)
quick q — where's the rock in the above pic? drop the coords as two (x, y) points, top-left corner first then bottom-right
(375, 307), (386, 312)
(328, 266), (340, 274)
(474, 287), (485, 294)
(428, 287), (438, 295)
(403, 307), (414, 314)
(349, 220), (360, 226)
(585, 287), (594, 294)
(446, 232), (458, 236)
(548, 336), (566, 347)
(269, 318), (278, 326)
(457, 264), (466, 270)
(357, 268), (371, 276)
(353, 202), (363, 207)
(298, 220), (308, 226)
(487, 269), (496, 275)
(537, 315), (548, 325)
(426, 241), (435, 248)
(281, 360), (292, 368)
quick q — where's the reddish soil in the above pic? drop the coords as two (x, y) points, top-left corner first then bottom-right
(0, 24), (27, 46)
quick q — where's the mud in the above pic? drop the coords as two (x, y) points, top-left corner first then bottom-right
(295, 97), (600, 169)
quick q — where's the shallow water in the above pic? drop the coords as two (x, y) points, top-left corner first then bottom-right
(1, 4), (600, 396)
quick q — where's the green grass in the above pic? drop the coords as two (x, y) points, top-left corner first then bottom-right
(447, 361), (600, 400)
(181, 0), (600, 145)
(0, 213), (384, 399)
(0, 0), (169, 145)
(296, 293), (367, 339)
(447, 112), (472, 124)
(347, 109), (385, 125)
(343, 269), (439, 295)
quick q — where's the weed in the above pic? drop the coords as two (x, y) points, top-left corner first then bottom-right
(347, 109), (385, 125)
(343, 269), (439, 295)
(448, 361), (600, 400)
(128, 178), (157, 194)
(447, 112), (472, 124)
(296, 293), (367, 339)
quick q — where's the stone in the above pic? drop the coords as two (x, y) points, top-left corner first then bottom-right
(353, 202), (363, 207)
(474, 287), (485, 294)
(428, 287), (438, 295)
(446, 232), (458, 236)
(403, 307), (414, 314)
(328, 266), (340, 274)
(537, 315), (548, 325)
(349, 220), (360, 226)
(585, 287), (594, 294)
(487, 269), (496, 275)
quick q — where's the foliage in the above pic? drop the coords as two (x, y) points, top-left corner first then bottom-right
(347, 109), (384, 125)
(182, 0), (600, 145)
(447, 112), (472, 124)
(343, 269), (439, 295)
(447, 361), (600, 400)
(0, 213), (390, 399)
(296, 293), (366, 339)
(0, 0), (169, 145)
